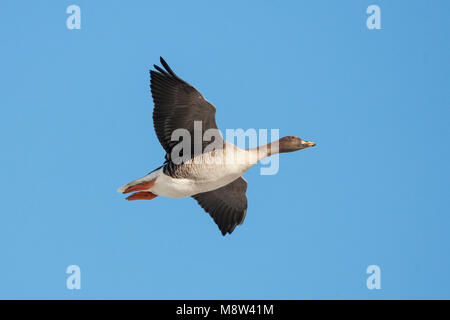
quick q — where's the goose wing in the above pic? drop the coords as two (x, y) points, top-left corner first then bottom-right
(150, 57), (222, 159)
(192, 177), (248, 236)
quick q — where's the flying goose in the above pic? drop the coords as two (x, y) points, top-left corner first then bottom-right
(118, 57), (315, 235)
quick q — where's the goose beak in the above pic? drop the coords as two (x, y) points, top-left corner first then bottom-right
(304, 141), (316, 148)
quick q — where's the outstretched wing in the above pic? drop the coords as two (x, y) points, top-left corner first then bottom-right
(150, 57), (222, 159)
(192, 177), (248, 236)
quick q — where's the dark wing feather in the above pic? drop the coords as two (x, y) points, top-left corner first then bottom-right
(192, 177), (248, 236)
(150, 57), (222, 159)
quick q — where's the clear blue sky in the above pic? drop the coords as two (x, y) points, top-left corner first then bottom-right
(1, 0), (449, 299)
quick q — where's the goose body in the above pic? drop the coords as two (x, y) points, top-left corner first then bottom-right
(118, 57), (315, 235)
(118, 142), (257, 198)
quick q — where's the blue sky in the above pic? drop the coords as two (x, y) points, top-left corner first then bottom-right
(0, 0), (449, 299)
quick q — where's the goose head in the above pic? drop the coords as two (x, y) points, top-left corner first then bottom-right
(277, 136), (316, 153)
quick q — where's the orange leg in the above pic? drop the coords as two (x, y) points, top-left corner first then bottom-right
(126, 191), (158, 201)
(123, 179), (157, 194)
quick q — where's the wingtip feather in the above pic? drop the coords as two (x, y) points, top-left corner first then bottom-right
(159, 57), (177, 77)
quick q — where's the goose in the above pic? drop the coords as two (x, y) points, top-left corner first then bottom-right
(118, 57), (315, 235)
